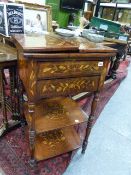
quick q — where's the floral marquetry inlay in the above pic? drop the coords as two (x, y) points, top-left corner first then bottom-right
(29, 61), (36, 98)
(19, 54), (27, 83)
(43, 79), (94, 93)
(40, 129), (66, 150)
(38, 77), (98, 97)
(43, 102), (68, 120)
(38, 61), (102, 78)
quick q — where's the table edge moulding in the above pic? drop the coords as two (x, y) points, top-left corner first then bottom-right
(12, 33), (116, 166)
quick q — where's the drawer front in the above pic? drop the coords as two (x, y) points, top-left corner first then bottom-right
(37, 76), (99, 98)
(37, 61), (104, 79)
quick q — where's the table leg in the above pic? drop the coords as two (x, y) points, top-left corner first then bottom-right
(82, 91), (99, 154)
(28, 103), (37, 167)
(109, 55), (121, 79)
(9, 67), (17, 118)
(9, 66), (20, 120)
(108, 44), (127, 79)
(0, 68), (8, 136)
(0, 67), (21, 137)
(17, 76), (26, 135)
(2, 70), (8, 85)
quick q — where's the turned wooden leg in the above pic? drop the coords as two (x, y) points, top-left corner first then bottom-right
(0, 68), (8, 136)
(17, 75), (25, 135)
(9, 66), (18, 120)
(28, 103), (37, 167)
(2, 70), (8, 85)
(108, 44), (126, 79)
(14, 66), (20, 119)
(106, 56), (114, 80)
(110, 55), (121, 79)
(82, 92), (99, 154)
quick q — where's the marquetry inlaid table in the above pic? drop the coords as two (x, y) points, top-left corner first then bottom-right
(0, 42), (20, 137)
(13, 33), (116, 166)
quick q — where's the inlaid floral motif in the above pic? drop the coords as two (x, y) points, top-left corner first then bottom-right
(40, 129), (66, 150)
(38, 77), (98, 97)
(29, 61), (36, 97)
(38, 61), (102, 78)
(43, 102), (68, 120)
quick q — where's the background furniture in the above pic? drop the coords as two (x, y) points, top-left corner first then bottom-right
(104, 41), (127, 78)
(99, 2), (131, 25)
(46, 0), (80, 27)
(89, 17), (129, 78)
(13, 33), (116, 165)
(90, 17), (129, 42)
(0, 42), (20, 137)
(90, 16), (121, 33)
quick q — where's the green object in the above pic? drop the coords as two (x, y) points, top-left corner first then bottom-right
(105, 31), (129, 41)
(46, 0), (80, 28)
(90, 17), (129, 41)
(90, 17), (121, 33)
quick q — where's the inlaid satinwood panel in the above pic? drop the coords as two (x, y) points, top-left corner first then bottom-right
(37, 61), (104, 79)
(37, 76), (99, 98)
(34, 126), (81, 161)
(24, 97), (88, 133)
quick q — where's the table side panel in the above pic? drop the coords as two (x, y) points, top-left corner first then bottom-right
(18, 52), (28, 91)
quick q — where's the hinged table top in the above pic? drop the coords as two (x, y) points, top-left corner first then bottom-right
(13, 33), (117, 54)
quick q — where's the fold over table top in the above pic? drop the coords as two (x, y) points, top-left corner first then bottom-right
(13, 33), (117, 54)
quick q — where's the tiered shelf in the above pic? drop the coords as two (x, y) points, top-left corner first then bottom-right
(24, 97), (88, 133)
(34, 126), (81, 161)
(24, 97), (88, 161)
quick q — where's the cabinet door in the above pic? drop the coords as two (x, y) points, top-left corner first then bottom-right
(101, 7), (116, 21)
(116, 9), (131, 25)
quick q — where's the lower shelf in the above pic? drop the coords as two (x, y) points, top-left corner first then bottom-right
(24, 97), (88, 134)
(34, 126), (81, 161)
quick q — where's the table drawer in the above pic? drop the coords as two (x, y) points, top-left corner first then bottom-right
(37, 76), (99, 98)
(37, 61), (104, 79)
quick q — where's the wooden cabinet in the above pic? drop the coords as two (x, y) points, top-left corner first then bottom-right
(13, 33), (116, 165)
(99, 2), (131, 25)
(0, 42), (20, 137)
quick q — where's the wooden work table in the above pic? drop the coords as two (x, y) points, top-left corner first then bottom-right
(13, 33), (116, 165)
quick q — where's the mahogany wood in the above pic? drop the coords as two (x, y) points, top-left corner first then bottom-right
(37, 76), (99, 99)
(34, 126), (81, 161)
(37, 61), (104, 79)
(13, 33), (116, 164)
(13, 34), (117, 53)
(24, 97), (88, 134)
(82, 92), (99, 154)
